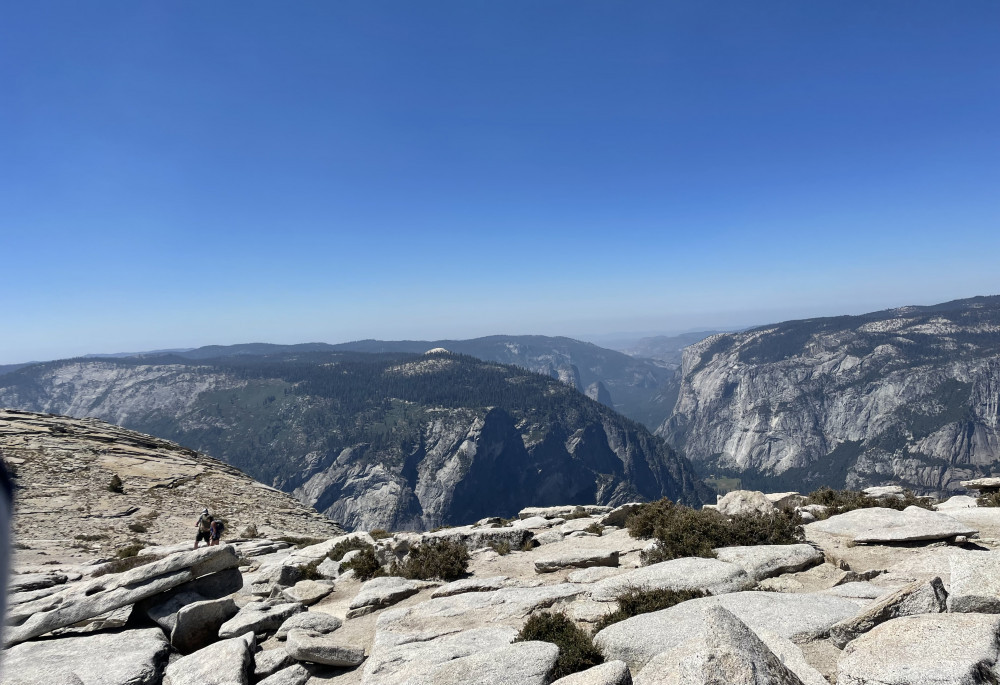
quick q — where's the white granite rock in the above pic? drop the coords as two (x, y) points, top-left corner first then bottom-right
(589, 557), (752, 602)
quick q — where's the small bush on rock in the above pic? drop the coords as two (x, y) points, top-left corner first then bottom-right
(342, 546), (384, 581)
(594, 586), (707, 632)
(490, 540), (511, 556)
(391, 539), (469, 581)
(328, 537), (373, 562)
(369, 528), (392, 540)
(515, 611), (603, 679)
(116, 541), (145, 559)
(127, 521), (148, 533)
(977, 492), (1000, 507)
(584, 522), (604, 535)
(806, 487), (933, 516)
(626, 498), (803, 564)
(107, 474), (124, 493)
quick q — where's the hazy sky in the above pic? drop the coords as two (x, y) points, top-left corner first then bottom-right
(2, 2), (998, 363)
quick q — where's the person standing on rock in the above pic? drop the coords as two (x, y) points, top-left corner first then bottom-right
(209, 518), (224, 546)
(194, 508), (213, 549)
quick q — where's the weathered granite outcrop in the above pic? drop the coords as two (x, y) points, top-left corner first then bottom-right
(6, 545), (240, 646)
(658, 297), (1000, 495)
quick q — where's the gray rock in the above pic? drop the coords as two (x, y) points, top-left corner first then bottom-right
(519, 505), (612, 520)
(0, 627), (170, 685)
(535, 548), (619, 573)
(218, 601), (304, 639)
(594, 591), (861, 672)
(936, 495), (979, 510)
(315, 557), (341, 579)
(552, 660), (632, 685)
(422, 524), (533, 552)
(712, 544), (823, 581)
(172, 596), (240, 653)
(254, 647), (294, 678)
(8, 572), (68, 593)
(561, 518), (603, 534)
(285, 628), (366, 667)
(823, 581), (893, 600)
(5, 545), (241, 646)
(363, 625), (519, 685)
(961, 477), (1000, 491)
(808, 506), (977, 543)
(599, 503), (644, 528)
(431, 575), (508, 598)
(948, 550), (1000, 612)
(589, 557), (753, 602)
(514, 515), (556, 529)
(829, 577), (947, 648)
(837, 613), (1000, 685)
(716, 490), (778, 517)
(633, 606), (806, 685)
(163, 633), (254, 685)
(257, 664), (310, 685)
(568, 567), (623, 584)
(348, 576), (428, 617)
(410, 640), (558, 685)
(863, 485), (906, 498)
(535, 530), (566, 545)
(281, 579), (334, 606)
(764, 492), (804, 509)
(276, 610), (343, 639)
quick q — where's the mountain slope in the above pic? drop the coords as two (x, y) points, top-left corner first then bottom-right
(658, 296), (1000, 494)
(0, 351), (708, 531)
(0, 409), (344, 564)
(114, 335), (678, 430)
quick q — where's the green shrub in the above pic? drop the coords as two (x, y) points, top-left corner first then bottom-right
(515, 612), (603, 679)
(342, 547), (384, 581)
(391, 539), (470, 581)
(298, 558), (325, 581)
(328, 537), (373, 562)
(490, 541), (512, 555)
(562, 506), (591, 521)
(369, 528), (392, 540)
(806, 487), (933, 516)
(127, 522), (148, 533)
(115, 541), (145, 559)
(107, 474), (124, 493)
(626, 498), (803, 564)
(584, 522), (604, 535)
(593, 586), (707, 632)
(977, 492), (1000, 507)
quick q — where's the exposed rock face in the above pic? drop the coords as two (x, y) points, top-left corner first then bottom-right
(633, 606), (808, 685)
(0, 410), (344, 562)
(6, 544), (241, 646)
(589, 557), (753, 601)
(162, 633), (254, 685)
(808, 506), (978, 543)
(659, 296), (1000, 495)
(0, 353), (708, 532)
(837, 613), (1000, 685)
(828, 577), (948, 648)
(0, 627), (171, 685)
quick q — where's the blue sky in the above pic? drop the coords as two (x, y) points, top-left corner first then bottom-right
(2, 2), (998, 363)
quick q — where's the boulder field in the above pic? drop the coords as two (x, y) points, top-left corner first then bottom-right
(6, 493), (1000, 684)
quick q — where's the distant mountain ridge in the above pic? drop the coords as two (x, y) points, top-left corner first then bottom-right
(49, 335), (680, 430)
(659, 295), (1000, 495)
(0, 350), (708, 530)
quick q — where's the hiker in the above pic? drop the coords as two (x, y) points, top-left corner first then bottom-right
(209, 518), (224, 546)
(194, 508), (213, 549)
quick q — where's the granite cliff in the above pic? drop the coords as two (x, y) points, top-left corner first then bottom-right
(658, 296), (1000, 495)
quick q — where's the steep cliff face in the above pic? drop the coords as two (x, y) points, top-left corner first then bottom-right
(1, 351), (708, 531)
(658, 296), (1000, 495)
